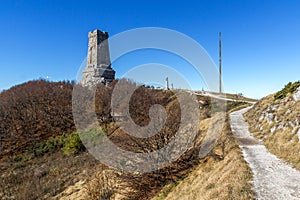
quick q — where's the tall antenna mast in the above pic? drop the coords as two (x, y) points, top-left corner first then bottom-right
(219, 32), (222, 93)
(166, 77), (169, 90)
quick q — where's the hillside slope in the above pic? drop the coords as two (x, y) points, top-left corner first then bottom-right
(1, 79), (255, 199)
(0, 80), (76, 160)
(152, 114), (254, 200)
(244, 81), (300, 169)
(231, 107), (300, 199)
(0, 79), (218, 199)
(0, 80), (101, 200)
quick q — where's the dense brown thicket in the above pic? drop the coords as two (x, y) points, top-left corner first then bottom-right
(0, 80), (75, 159)
(105, 81), (182, 153)
(82, 80), (218, 200)
(0, 78), (231, 200)
(0, 78), (181, 159)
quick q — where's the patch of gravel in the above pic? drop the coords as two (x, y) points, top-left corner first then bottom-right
(230, 107), (300, 200)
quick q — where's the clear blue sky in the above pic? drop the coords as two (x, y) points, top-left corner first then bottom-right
(1, 0), (300, 99)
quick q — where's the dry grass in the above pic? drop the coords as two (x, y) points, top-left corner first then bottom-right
(85, 169), (119, 200)
(244, 92), (300, 170)
(264, 129), (300, 169)
(0, 151), (99, 200)
(152, 115), (255, 200)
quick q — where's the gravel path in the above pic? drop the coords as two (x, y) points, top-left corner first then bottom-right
(230, 107), (300, 200)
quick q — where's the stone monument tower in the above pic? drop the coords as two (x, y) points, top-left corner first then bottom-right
(81, 29), (115, 86)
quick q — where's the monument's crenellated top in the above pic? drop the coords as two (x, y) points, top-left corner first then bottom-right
(81, 29), (115, 87)
(88, 29), (108, 39)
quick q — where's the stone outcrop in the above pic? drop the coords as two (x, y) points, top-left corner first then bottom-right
(81, 29), (115, 87)
(245, 88), (300, 140)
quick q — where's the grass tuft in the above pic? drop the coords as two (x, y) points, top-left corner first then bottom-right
(274, 81), (300, 100)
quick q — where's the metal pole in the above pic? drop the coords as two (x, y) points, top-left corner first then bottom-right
(166, 77), (169, 90)
(219, 32), (222, 93)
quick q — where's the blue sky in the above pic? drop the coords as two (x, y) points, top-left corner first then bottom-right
(0, 0), (300, 99)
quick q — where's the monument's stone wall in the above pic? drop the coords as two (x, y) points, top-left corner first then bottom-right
(81, 29), (115, 86)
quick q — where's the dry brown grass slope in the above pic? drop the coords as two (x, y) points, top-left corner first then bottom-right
(244, 82), (300, 170)
(152, 114), (255, 200)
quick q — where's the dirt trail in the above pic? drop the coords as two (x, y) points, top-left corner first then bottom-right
(230, 107), (300, 200)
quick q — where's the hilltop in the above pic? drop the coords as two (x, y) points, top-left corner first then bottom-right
(0, 80), (76, 160)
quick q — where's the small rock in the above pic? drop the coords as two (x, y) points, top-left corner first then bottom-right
(270, 126), (276, 133)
